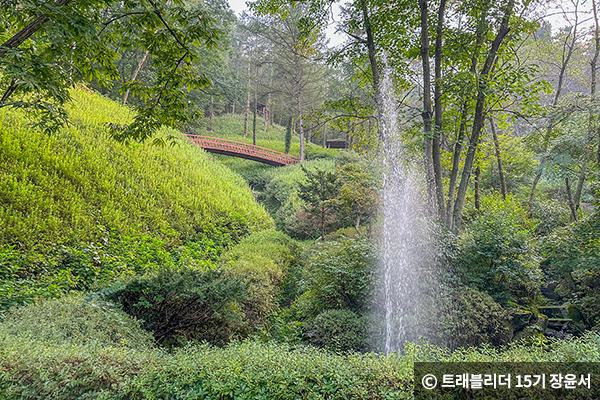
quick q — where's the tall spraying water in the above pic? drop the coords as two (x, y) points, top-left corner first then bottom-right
(379, 58), (431, 354)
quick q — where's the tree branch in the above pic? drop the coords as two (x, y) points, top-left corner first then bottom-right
(147, 0), (190, 53)
(0, 0), (73, 58)
(99, 12), (147, 36)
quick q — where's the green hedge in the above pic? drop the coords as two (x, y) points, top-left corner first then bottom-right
(3, 296), (600, 399)
(0, 296), (412, 399)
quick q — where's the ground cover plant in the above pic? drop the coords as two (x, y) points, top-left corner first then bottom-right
(0, 88), (273, 251)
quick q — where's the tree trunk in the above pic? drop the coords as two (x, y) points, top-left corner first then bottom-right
(419, 0), (438, 216)
(322, 120), (327, 148)
(285, 117), (292, 154)
(574, 156), (587, 209)
(278, 104), (283, 125)
(529, 4), (580, 209)
(264, 92), (270, 133)
(253, 90), (257, 146)
(565, 176), (578, 222)
(490, 117), (507, 199)
(209, 95), (214, 132)
(446, 12), (486, 229)
(575, 1), (596, 209)
(359, 0), (384, 140)
(244, 67), (250, 138)
(446, 104), (468, 228)
(432, 0), (447, 221)
(296, 65), (305, 162)
(123, 50), (149, 105)
(474, 165), (481, 211)
(451, 0), (514, 233)
(321, 205), (326, 241)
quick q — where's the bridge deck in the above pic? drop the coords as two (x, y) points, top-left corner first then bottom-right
(185, 135), (299, 166)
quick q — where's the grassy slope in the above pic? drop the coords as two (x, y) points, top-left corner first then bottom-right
(0, 88), (273, 250)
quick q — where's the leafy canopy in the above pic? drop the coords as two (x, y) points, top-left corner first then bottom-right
(0, 0), (222, 142)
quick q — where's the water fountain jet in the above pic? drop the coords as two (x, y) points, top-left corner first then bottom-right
(379, 58), (434, 355)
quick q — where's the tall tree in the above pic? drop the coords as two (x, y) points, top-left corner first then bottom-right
(527, 1), (583, 209)
(245, 4), (326, 161)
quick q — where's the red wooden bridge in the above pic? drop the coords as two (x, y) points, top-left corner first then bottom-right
(185, 134), (300, 167)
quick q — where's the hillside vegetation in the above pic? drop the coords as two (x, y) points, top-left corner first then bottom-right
(0, 88), (273, 251)
(2, 294), (600, 399)
(0, 87), (275, 310)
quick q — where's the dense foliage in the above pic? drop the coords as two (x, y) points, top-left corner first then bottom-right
(106, 266), (248, 346)
(0, 88), (273, 311)
(0, 296), (412, 400)
(3, 296), (600, 399)
(5, 0), (600, 397)
(220, 229), (302, 332)
(0, 0), (226, 140)
(0, 89), (272, 250)
(458, 194), (540, 305)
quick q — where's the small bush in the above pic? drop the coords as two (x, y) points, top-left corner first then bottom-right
(106, 266), (247, 346)
(307, 309), (369, 352)
(567, 270), (600, 328)
(219, 230), (301, 332)
(258, 158), (337, 237)
(543, 211), (600, 277)
(457, 194), (540, 304)
(295, 238), (376, 319)
(530, 199), (571, 236)
(0, 293), (153, 349)
(439, 287), (513, 350)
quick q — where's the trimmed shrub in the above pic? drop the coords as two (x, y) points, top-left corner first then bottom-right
(439, 287), (513, 350)
(294, 238), (376, 319)
(0, 339), (413, 400)
(128, 341), (412, 400)
(220, 230), (302, 331)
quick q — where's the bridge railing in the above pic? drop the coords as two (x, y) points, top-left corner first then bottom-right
(185, 134), (300, 166)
